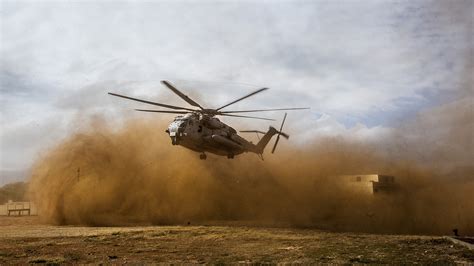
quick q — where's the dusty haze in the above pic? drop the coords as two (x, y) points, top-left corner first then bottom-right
(28, 100), (473, 235)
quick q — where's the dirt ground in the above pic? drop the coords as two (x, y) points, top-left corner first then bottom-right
(0, 216), (473, 264)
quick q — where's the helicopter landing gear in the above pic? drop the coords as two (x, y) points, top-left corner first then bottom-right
(227, 154), (234, 159)
(199, 153), (207, 160)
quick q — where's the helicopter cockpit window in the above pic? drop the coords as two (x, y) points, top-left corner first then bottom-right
(178, 119), (188, 128)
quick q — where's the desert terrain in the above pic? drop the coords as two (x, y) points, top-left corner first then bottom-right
(0, 216), (473, 264)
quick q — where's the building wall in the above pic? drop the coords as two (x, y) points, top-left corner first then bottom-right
(0, 201), (38, 216)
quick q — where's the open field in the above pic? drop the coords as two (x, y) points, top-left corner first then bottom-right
(0, 216), (473, 264)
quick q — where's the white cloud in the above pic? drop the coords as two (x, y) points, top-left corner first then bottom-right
(0, 1), (471, 171)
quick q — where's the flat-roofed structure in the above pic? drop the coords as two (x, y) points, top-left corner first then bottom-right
(337, 174), (397, 194)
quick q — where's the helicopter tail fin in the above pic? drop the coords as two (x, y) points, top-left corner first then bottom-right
(255, 126), (279, 154)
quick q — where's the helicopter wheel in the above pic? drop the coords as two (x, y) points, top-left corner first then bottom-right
(227, 154), (234, 159)
(199, 153), (207, 160)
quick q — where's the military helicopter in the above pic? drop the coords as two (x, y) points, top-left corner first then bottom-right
(108, 81), (309, 160)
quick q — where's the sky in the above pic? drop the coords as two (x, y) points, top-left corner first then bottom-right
(0, 0), (472, 179)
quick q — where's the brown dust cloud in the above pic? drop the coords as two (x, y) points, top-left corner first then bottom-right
(28, 100), (473, 235)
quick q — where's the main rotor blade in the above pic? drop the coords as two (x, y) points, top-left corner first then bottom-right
(215, 87), (269, 111)
(161, 80), (204, 110)
(135, 109), (190, 114)
(108, 92), (196, 111)
(220, 107), (310, 114)
(220, 113), (275, 121)
(240, 130), (267, 134)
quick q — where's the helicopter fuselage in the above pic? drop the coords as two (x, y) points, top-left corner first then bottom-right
(166, 113), (256, 158)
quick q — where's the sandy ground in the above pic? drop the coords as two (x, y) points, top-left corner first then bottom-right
(0, 216), (473, 264)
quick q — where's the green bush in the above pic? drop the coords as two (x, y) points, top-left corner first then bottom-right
(0, 182), (27, 204)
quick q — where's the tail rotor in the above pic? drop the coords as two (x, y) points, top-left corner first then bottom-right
(271, 113), (289, 153)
